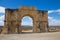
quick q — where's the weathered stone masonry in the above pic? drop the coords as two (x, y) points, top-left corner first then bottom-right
(2, 6), (48, 34)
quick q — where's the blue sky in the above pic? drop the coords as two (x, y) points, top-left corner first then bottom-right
(0, 0), (60, 26)
(0, 0), (60, 10)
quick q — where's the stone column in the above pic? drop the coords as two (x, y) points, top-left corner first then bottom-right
(33, 21), (39, 33)
(2, 9), (10, 34)
(10, 21), (17, 34)
(2, 20), (7, 34)
(39, 21), (44, 32)
(17, 21), (22, 34)
(45, 22), (48, 32)
(39, 21), (48, 32)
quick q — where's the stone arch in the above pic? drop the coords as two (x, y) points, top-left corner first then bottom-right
(20, 14), (34, 22)
(17, 11), (39, 33)
(20, 16), (33, 32)
(2, 6), (48, 34)
(21, 16), (33, 26)
(20, 15), (34, 32)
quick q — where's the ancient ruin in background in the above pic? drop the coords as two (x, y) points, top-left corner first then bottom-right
(2, 6), (48, 34)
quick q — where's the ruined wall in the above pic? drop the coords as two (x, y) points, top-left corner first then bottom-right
(2, 6), (48, 34)
(37, 11), (48, 32)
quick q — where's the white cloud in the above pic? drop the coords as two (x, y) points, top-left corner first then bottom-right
(48, 9), (60, 14)
(21, 21), (33, 26)
(48, 10), (54, 13)
(0, 21), (4, 26)
(0, 6), (5, 26)
(0, 15), (5, 26)
(0, 6), (5, 13)
(0, 15), (5, 21)
(48, 16), (60, 26)
(48, 9), (60, 26)
(21, 16), (33, 26)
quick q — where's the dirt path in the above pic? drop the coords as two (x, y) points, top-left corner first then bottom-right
(0, 32), (60, 40)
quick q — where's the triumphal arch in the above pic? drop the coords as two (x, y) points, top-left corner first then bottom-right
(2, 6), (48, 34)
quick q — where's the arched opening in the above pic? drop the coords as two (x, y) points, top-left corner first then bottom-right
(21, 16), (33, 33)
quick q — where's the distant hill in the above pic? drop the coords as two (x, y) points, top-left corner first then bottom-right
(49, 26), (60, 27)
(0, 25), (33, 28)
(0, 26), (60, 29)
(22, 25), (33, 28)
(0, 26), (3, 28)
